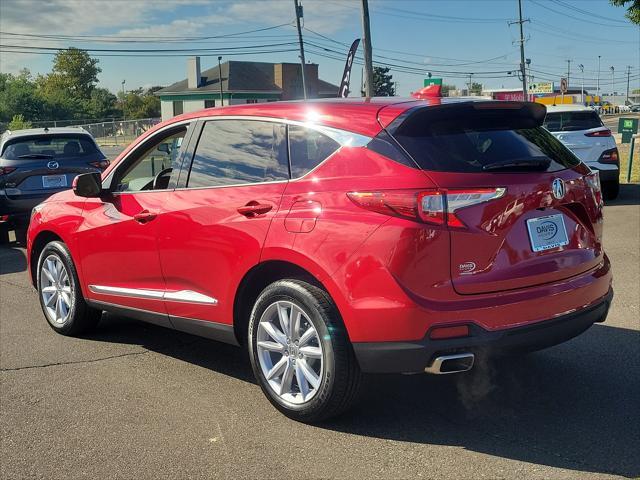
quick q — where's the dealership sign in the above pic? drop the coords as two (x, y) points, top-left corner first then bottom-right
(527, 82), (553, 94)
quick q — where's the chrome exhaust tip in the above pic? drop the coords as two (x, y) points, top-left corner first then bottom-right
(424, 353), (475, 375)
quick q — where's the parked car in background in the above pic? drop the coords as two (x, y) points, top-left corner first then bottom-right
(0, 127), (108, 243)
(544, 105), (620, 199)
(27, 98), (612, 422)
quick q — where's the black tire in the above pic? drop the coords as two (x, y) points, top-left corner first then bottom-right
(603, 180), (619, 201)
(248, 279), (362, 423)
(0, 225), (9, 245)
(36, 241), (102, 336)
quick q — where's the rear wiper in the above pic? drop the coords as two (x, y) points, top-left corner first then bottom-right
(18, 154), (54, 159)
(482, 158), (551, 171)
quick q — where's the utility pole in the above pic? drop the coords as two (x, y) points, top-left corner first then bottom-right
(597, 55), (601, 97)
(218, 56), (224, 106)
(360, 0), (374, 97)
(121, 80), (126, 122)
(293, 0), (307, 99)
(627, 65), (632, 103)
(510, 0), (529, 101)
(566, 59), (571, 86)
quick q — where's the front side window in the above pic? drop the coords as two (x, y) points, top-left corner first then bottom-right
(187, 120), (288, 188)
(115, 127), (187, 192)
(288, 125), (340, 178)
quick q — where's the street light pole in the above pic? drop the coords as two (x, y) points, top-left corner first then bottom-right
(627, 65), (632, 104)
(610, 66), (615, 97)
(578, 64), (584, 105)
(218, 56), (224, 106)
(121, 80), (126, 121)
(597, 55), (601, 97)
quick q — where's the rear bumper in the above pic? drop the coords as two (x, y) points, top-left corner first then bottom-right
(353, 288), (613, 373)
(0, 191), (58, 226)
(588, 164), (619, 182)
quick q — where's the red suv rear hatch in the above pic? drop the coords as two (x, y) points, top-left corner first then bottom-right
(381, 101), (605, 295)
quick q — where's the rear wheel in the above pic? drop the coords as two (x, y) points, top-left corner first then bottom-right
(248, 279), (362, 423)
(603, 180), (619, 201)
(37, 241), (101, 335)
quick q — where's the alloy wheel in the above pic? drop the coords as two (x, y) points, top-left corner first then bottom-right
(256, 301), (323, 405)
(40, 254), (73, 325)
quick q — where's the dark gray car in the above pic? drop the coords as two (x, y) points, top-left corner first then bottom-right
(0, 127), (108, 243)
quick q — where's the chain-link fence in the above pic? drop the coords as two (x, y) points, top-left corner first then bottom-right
(0, 118), (161, 146)
(77, 118), (161, 145)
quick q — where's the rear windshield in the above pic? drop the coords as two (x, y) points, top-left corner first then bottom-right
(1, 135), (102, 160)
(391, 105), (581, 173)
(543, 111), (603, 132)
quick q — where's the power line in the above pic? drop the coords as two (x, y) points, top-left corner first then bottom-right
(0, 42), (300, 53)
(530, 0), (633, 27)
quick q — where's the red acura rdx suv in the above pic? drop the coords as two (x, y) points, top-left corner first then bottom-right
(27, 98), (613, 421)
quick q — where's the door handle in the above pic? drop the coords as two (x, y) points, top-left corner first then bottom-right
(237, 202), (273, 217)
(133, 210), (157, 223)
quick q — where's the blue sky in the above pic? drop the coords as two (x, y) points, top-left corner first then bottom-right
(1, 0), (638, 96)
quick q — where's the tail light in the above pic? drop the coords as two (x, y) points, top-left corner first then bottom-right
(585, 171), (603, 207)
(598, 148), (619, 165)
(0, 167), (16, 176)
(89, 160), (110, 170)
(347, 188), (506, 228)
(585, 129), (612, 137)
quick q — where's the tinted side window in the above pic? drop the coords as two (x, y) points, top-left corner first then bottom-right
(187, 120), (288, 188)
(289, 125), (340, 178)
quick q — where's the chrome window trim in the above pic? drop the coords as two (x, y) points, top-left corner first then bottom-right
(88, 285), (218, 305)
(194, 115), (371, 148)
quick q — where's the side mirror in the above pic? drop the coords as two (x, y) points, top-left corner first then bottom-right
(73, 172), (102, 198)
(157, 143), (170, 154)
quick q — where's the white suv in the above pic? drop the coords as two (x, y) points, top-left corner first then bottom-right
(544, 105), (619, 199)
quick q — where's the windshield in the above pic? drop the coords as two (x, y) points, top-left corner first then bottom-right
(543, 111), (603, 132)
(1, 134), (103, 160)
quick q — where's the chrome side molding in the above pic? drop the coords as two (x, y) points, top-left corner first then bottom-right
(88, 285), (218, 305)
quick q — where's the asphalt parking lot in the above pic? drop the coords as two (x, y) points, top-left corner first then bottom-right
(1, 186), (638, 479)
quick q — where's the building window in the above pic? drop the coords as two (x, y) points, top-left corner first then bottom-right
(246, 99), (258, 104)
(204, 99), (216, 108)
(173, 101), (184, 116)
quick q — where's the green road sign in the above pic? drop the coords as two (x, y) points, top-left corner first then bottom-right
(424, 78), (443, 87)
(618, 117), (639, 144)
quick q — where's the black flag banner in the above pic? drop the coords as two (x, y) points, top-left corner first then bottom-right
(338, 39), (360, 98)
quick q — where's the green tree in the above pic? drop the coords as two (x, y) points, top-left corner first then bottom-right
(8, 114), (32, 130)
(372, 67), (396, 96)
(120, 88), (161, 119)
(469, 82), (483, 95)
(49, 48), (101, 98)
(441, 84), (457, 97)
(87, 87), (118, 119)
(0, 70), (43, 123)
(610, 0), (640, 24)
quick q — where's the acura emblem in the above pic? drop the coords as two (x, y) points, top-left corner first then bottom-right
(551, 178), (565, 200)
(47, 161), (59, 170)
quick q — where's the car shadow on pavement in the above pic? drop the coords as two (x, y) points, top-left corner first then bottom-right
(87, 313), (256, 383)
(322, 323), (640, 478)
(606, 183), (640, 206)
(86, 314), (639, 478)
(0, 244), (27, 275)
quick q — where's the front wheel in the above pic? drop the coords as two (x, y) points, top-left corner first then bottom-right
(37, 241), (102, 336)
(248, 279), (362, 423)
